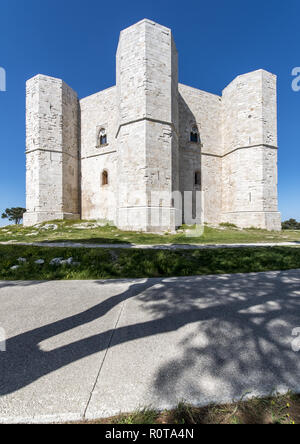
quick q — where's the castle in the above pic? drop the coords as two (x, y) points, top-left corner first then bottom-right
(23, 19), (281, 231)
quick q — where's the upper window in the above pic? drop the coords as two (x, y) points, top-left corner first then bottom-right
(99, 128), (107, 146)
(190, 126), (199, 143)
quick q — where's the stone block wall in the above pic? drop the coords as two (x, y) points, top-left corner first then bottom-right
(24, 75), (79, 226)
(221, 69), (281, 230)
(178, 84), (222, 225)
(80, 86), (118, 223)
(116, 19), (179, 231)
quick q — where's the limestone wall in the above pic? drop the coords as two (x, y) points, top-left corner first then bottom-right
(178, 84), (222, 225)
(221, 69), (281, 230)
(116, 19), (178, 231)
(80, 87), (118, 223)
(62, 82), (80, 216)
(24, 75), (79, 226)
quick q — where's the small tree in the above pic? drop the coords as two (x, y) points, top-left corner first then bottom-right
(1, 207), (26, 225)
(282, 218), (300, 230)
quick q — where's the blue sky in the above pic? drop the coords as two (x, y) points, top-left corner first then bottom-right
(0, 0), (299, 226)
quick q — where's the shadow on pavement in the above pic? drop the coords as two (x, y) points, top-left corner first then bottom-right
(0, 270), (299, 405)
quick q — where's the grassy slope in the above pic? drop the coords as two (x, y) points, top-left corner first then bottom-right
(1, 244), (300, 280)
(0, 220), (300, 245)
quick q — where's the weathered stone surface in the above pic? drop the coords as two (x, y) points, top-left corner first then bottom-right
(24, 75), (80, 226)
(115, 20), (179, 232)
(222, 70), (281, 230)
(24, 20), (281, 231)
(80, 86), (118, 223)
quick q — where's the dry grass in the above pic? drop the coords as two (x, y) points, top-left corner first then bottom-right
(77, 392), (300, 424)
(1, 220), (300, 245)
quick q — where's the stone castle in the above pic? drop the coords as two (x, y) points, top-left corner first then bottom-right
(23, 19), (281, 231)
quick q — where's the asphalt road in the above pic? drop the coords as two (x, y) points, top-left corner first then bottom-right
(0, 270), (299, 423)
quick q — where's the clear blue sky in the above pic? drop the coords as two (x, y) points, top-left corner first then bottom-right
(0, 0), (299, 226)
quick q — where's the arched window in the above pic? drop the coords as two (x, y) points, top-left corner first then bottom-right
(195, 171), (201, 187)
(99, 128), (107, 146)
(102, 170), (108, 186)
(190, 125), (199, 143)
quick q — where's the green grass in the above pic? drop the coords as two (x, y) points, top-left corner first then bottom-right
(78, 392), (300, 424)
(0, 220), (300, 245)
(1, 244), (300, 280)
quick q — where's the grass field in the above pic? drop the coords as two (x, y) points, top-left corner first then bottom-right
(79, 392), (299, 424)
(1, 244), (300, 280)
(0, 220), (300, 245)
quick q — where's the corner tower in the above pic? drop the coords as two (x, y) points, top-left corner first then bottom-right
(221, 70), (281, 230)
(23, 75), (80, 226)
(116, 19), (179, 231)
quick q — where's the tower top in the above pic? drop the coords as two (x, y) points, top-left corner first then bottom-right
(120, 19), (172, 36)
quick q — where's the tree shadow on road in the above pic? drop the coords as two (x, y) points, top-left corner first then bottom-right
(0, 270), (299, 409)
(142, 272), (300, 406)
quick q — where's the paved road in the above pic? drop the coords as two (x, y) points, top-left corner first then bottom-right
(1, 241), (300, 249)
(0, 270), (300, 423)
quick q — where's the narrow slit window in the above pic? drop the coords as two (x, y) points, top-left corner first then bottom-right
(195, 171), (201, 186)
(102, 170), (108, 186)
